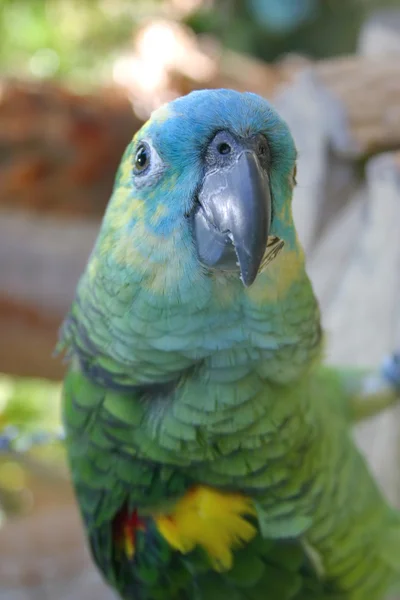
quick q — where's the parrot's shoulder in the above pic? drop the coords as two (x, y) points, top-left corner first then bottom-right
(62, 363), (189, 509)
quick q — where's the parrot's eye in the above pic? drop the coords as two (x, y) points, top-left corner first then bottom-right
(217, 142), (231, 155)
(131, 140), (164, 187)
(134, 143), (150, 173)
(293, 165), (298, 185)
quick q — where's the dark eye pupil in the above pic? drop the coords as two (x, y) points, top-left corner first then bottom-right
(218, 142), (231, 155)
(135, 145), (148, 169)
(258, 143), (266, 155)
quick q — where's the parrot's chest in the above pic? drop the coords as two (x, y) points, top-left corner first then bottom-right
(137, 368), (316, 491)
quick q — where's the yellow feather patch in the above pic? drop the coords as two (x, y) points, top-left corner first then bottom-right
(154, 486), (257, 571)
(247, 246), (306, 304)
(150, 202), (169, 226)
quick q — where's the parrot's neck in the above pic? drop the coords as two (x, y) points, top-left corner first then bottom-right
(62, 239), (322, 391)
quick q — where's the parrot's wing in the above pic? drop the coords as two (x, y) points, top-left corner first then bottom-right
(64, 368), (344, 599)
(63, 366), (193, 597)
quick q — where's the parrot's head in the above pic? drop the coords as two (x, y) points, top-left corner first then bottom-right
(96, 89), (298, 291)
(61, 90), (317, 386)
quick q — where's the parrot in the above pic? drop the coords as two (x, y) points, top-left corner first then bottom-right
(59, 88), (400, 600)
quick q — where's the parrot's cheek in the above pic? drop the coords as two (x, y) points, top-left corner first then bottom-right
(258, 236), (285, 274)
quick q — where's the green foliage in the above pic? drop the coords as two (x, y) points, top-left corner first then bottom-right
(0, 373), (65, 521)
(0, 0), (161, 86)
(0, 373), (61, 440)
(186, 0), (400, 61)
(1, 0), (399, 87)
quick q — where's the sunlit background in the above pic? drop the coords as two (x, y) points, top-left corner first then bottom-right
(1, 1), (400, 598)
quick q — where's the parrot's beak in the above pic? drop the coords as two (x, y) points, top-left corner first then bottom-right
(193, 150), (271, 287)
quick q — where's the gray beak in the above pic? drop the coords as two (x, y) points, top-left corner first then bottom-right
(193, 150), (271, 287)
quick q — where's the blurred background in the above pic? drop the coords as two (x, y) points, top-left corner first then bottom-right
(1, 1), (400, 598)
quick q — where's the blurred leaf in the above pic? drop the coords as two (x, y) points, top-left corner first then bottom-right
(0, 373), (67, 521)
(0, 0), (162, 86)
(0, 373), (61, 434)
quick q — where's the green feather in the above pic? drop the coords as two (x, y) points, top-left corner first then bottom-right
(61, 89), (400, 600)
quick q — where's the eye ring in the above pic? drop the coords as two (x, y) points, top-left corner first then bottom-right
(133, 142), (150, 174)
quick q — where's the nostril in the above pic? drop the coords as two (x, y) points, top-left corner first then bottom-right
(217, 142), (231, 155)
(258, 142), (267, 156)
